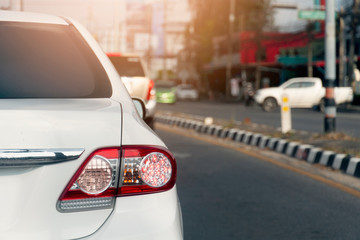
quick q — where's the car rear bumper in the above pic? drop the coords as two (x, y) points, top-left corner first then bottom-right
(80, 186), (183, 240)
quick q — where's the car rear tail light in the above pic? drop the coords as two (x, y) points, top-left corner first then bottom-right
(57, 148), (119, 212)
(58, 146), (176, 212)
(77, 155), (113, 194)
(118, 146), (176, 196)
(146, 79), (155, 101)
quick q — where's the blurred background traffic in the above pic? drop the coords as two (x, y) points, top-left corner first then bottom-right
(2, 0), (359, 105)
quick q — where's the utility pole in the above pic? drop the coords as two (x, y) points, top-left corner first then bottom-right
(349, 0), (360, 88)
(162, 0), (168, 82)
(255, 30), (263, 90)
(226, 0), (235, 99)
(339, 8), (345, 86)
(307, 41), (313, 77)
(324, 0), (336, 133)
(308, 38), (313, 77)
(307, 23), (314, 78)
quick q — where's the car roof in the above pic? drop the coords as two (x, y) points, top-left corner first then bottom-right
(288, 77), (320, 82)
(0, 10), (68, 25)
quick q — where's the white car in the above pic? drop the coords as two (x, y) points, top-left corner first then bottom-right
(107, 53), (157, 129)
(255, 77), (353, 112)
(0, 11), (183, 240)
(176, 84), (199, 101)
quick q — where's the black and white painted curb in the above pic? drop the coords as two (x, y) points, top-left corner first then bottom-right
(155, 114), (360, 179)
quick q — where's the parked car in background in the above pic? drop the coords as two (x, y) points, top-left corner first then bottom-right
(107, 53), (156, 128)
(254, 77), (354, 112)
(176, 84), (199, 101)
(155, 81), (177, 104)
(0, 10), (183, 240)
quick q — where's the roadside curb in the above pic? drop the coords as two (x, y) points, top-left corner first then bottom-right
(155, 114), (360, 179)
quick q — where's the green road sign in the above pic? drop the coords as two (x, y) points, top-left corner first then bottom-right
(298, 10), (326, 20)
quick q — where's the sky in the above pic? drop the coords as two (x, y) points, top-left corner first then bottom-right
(0, 0), (347, 35)
(272, 0), (322, 32)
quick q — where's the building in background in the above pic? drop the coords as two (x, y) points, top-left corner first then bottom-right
(101, 0), (192, 81)
(202, 0), (360, 100)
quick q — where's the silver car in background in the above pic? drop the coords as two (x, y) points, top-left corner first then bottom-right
(176, 84), (199, 101)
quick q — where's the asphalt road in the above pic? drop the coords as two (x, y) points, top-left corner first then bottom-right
(157, 101), (360, 137)
(156, 127), (360, 240)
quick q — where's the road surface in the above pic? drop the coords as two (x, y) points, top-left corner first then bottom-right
(156, 126), (360, 239)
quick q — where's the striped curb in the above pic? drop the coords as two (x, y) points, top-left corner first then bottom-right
(285, 142), (300, 157)
(267, 138), (280, 151)
(258, 136), (270, 149)
(250, 134), (262, 147)
(155, 114), (358, 179)
(319, 151), (336, 167)
(307, 148), (323, 164)
(275, 139), (288, 154)
(228, 128), (239, 140)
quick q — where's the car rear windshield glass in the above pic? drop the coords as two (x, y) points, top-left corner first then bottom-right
(109, 56), (145, 77)
(0, 22), (112, 98)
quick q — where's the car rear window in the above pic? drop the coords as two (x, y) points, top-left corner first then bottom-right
(109, 56), (145, 77)
(0, 22), (112, 98)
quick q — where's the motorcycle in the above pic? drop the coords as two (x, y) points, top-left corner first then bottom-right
(244, 82), (255, 106)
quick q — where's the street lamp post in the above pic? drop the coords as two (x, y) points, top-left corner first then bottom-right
(324, 0), (336, 133)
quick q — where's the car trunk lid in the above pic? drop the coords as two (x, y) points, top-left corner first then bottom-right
(0, 99), (121, 239)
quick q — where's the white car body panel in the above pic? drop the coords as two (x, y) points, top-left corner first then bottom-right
(254, 87), (283, 106)
(281, 78), (323, 107)
(82, 187), (183, 240)
(0, 99), (121, 239)
(0, 11), (182, 240)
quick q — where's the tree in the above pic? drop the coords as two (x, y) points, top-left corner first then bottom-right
(187, 0), (273, 73)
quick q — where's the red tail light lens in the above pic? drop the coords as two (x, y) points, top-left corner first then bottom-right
(146, 79), (155, 101)
(77, 155), (113, 194)
(57, 148), (119, 212)
(57, 146), (176, 212)
(140, 152), (172, 187)
(118, 146), (177, 196)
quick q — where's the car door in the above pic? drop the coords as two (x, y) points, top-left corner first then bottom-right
(283, 82), (303, 107)
(298, 81), (317, 107)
